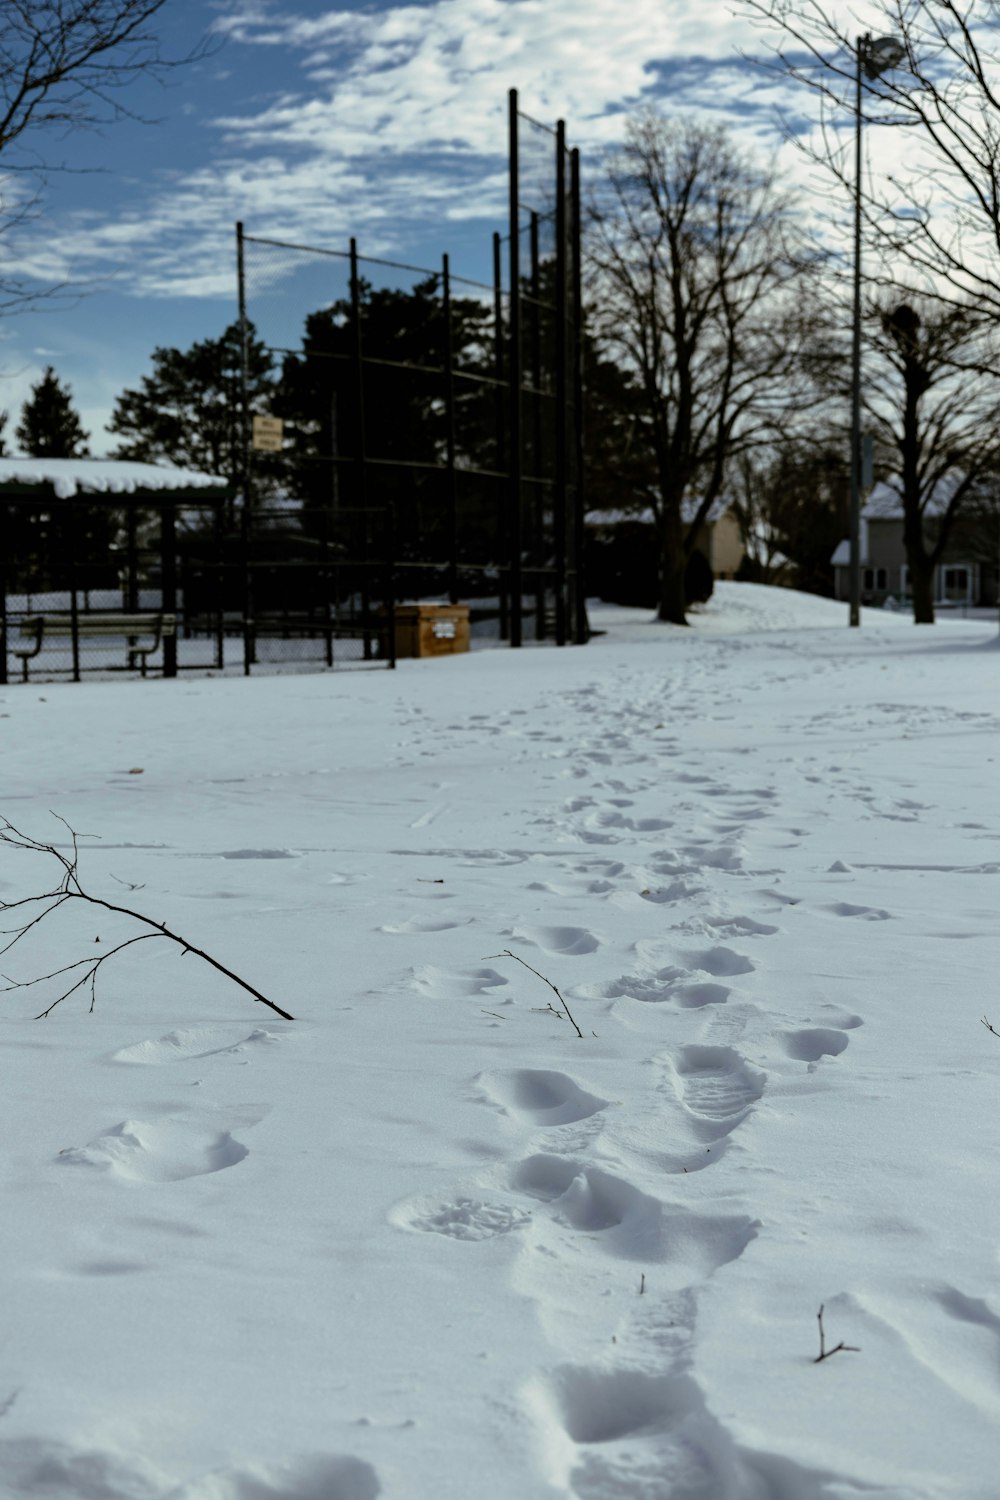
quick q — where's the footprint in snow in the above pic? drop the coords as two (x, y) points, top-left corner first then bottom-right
(111, 1026), (287, 1066)
(670, 1045), (766, 1138)
(781, 1027), (850, 1063)
(168, 1452), (382, 1500)
(412, 965), (507, 999)
(56, 1115), (259, 1182)
(380, 915), (471, 934)
(477, 1069), (609, 1126)
(510, 924), (601, 956)
(396, 1196), (531, 1241)
(510, 1154), (758, 1270)
(578, 968), (731, 1009)
(703, 915), (778, 937)
(825, 901), (893, 921)
(678, 944), (756, 978)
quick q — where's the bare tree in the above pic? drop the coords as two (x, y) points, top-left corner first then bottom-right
(0, 1), (204, 310)
(586, 113), (813, 624)
(806, 291), (1000, 621)
(0, 1), (195, 158)
(739, 0), (1000, 313)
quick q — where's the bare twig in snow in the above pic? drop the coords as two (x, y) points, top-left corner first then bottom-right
(981, 1016), (1000, 1039)
(0, 815), (294, 1021)
(483, 949), (585, 1039)
(814, 1304), (860, 1364)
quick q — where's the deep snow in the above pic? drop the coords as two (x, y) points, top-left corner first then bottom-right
(1, 583), (999, 1500)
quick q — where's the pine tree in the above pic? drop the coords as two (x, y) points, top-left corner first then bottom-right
(107, 322), (276, 484)
(15, 368), (90, 457)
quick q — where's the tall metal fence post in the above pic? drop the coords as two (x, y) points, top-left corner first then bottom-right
(68, 501), (81, 683)
(570, 147), (588, 644)
(350, 238), (374, 656)
(554, 120), (569, 646)
(442, 253), (459, 604)
(529, 209), (545, 641)
(161, 502), (178, 678)
(383, 504), (397, 668)
(493, 230), (509, 641)
(508, 88), (523, 648)
(236, 222), (254, 675)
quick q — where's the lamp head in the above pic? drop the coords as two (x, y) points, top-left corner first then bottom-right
(862, 35), (906, 79)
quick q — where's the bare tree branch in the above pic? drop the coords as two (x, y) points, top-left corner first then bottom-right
(814, 1303), (861, 1363)
(0, 815), (294, 1021)
(483, 949), (585, 1039)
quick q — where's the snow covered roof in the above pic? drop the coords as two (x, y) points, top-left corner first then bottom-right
(863, 474), (963, 520)
(585, 497), (732, 528)
(830, 539), (851, 567)
(0, 457), (228, 500)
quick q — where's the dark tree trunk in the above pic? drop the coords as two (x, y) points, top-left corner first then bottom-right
(657, 505), (688, 624)
(909, 556), (935, 623)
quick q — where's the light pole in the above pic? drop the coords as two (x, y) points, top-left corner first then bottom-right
(849, 32), (905, 627)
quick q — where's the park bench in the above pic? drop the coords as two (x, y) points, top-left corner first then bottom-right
(11, 612), (176, 680)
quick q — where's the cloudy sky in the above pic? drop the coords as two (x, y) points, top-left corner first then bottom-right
(4, 0), (865, 455)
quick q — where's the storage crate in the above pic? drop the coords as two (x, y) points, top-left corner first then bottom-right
(393, 603), (470, 658)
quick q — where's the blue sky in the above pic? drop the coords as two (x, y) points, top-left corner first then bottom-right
(3, 0), (839, 456)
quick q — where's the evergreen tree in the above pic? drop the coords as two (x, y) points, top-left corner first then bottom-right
(107, 322), (276, 484)
(15, 367), (90, 457)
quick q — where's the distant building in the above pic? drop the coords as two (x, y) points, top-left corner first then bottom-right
(831, 479), (998, 608)
(584, 498), (745, 607)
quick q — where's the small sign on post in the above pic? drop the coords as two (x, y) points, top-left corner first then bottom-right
(252, 415), (284, 452)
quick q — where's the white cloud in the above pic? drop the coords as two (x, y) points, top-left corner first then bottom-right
(6, 0), (969, 312)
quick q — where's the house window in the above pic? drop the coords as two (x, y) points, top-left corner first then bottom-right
(941, 566), (971, 602)
(863, 568), (888, 592)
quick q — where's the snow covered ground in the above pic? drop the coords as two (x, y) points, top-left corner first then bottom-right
(1, 582), (999, 1500)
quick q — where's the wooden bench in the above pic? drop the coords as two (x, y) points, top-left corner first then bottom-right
(12, 612), (176, 680)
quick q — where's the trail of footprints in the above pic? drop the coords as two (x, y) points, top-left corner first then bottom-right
(401, 674), (870, 1497)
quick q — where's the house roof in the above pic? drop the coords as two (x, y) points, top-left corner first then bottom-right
(0, 457), (228, 499)
(585, 497), (732, 528)
(862, 473), (965, 520)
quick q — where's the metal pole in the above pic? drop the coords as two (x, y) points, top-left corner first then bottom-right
(236, 222), (254, 673)
(508, 87), (523, 648)
(161, 502), (177, 678)
(493, 230), (509, 641)
(570, 146), (588, 644)
(350, 237), (373, 656)
(849, 37), (865, 628)
(529, 209), (544, 640)
(554, 119), (568, 646)
(69, 503), (81, 683)
(442, 254), (459, 604)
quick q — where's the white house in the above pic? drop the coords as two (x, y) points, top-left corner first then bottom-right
(831, 478), (997, 608)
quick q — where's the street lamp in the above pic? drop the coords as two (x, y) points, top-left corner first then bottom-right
(849, 32), (905, 627)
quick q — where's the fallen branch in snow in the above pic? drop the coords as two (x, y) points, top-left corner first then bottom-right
(483, 950), (585, 1039)
(0, 815), (294, 1021)
(981, 1016), (1000, 1040)
(813, 1305), (859, 1364)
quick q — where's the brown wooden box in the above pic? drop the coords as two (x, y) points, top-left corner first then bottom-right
(393, 603), (471, 658)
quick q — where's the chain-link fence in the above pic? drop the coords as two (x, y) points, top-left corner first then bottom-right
(236, 89), (585, 651)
